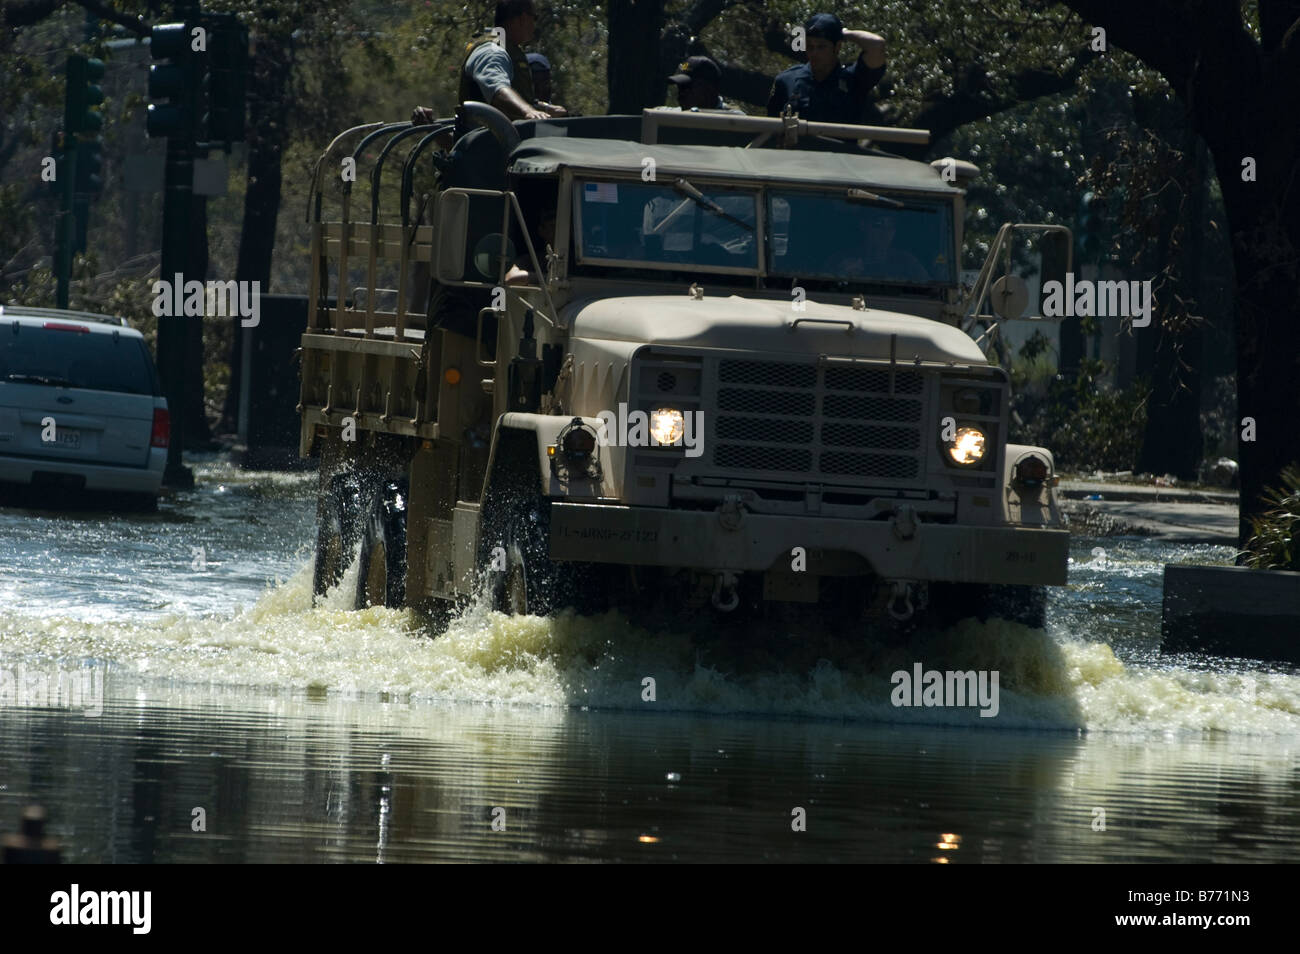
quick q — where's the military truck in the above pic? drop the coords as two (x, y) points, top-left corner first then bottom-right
(298, 105), (1070, 630)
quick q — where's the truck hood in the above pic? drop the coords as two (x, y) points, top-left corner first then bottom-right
(565, 294), (987, 365)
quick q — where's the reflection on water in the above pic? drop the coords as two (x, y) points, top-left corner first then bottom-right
(0, 458), (1297, 861)
(3, 685), (1298, 863)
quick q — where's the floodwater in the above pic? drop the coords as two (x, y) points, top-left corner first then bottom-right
(1, 458), (1297, 862)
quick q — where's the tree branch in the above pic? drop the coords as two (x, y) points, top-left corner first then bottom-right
(0, 0), (60, 28)
(1058, 0), (1202, 92)
(761, 16), (801, 60)
(912, 47), (1101, 144)
(716, 61), (775, 107)
(77, 0), (150, 38)
(1058, 0), (1267, 165)
(1, 0), (150, 35)
(1259, 0), (1300, 52)
(682, 0), (735, 36)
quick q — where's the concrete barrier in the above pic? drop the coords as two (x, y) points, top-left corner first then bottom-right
(1161, 564), (1300, 663)
(234, 294), (312, 470)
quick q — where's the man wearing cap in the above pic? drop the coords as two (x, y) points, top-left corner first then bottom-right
(527, 52), (554, 104)
(766, 13), (886, 125)
(667, 56), (740, 112)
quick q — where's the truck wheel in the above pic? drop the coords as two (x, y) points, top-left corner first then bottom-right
(930, 582), (1047, 629)
(478, 490), (576, 616)
(355, 478), (408, 609)
(984, 584), (1047, 628)
(312, 472), (365, 604)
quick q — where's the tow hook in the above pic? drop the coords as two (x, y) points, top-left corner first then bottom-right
(887, 581), (915, 622)
(712, 571), (740, 612)
(718, 493), (745, 531)
(892, 504), (918, 541)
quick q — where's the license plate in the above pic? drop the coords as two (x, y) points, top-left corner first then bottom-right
(54, 428), (81, 449)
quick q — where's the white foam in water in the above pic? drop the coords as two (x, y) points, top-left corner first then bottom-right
(2, 557), (1298, 735)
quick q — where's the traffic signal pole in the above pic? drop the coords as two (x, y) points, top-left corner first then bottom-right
(159, 133), (195, 487)
(54, 145), (76, 310)
(146, 5), (245, 486)
(149, 15), (200, 488)
(55, 54), (103, 309)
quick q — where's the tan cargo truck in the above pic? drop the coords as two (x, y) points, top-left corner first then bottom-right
(298, 106), (1070, 630)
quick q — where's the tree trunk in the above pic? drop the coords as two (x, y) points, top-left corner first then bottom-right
(219, 30), (294, 435)
(1059, 0), (1300, 551)
(606, 0), (666, 114)
(1136, 132), (1207, 481)
(1219, 159), (1300, 550)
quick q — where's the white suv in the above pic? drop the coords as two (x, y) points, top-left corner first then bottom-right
(0, 305), (169, 508)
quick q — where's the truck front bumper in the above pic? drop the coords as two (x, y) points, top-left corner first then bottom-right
(549, 502), (1068, 586)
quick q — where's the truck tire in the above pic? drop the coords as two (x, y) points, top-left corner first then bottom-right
(984, 583), (1047, 628)
(930, 582), (1047, 629)
(355, 478), (408, 609)
(312, 472), (365, 605)
(478, 488), (577, 616)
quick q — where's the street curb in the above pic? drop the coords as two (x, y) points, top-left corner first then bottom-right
(1058, 482), (1238, 506)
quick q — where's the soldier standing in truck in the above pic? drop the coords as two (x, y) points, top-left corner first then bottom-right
(460, 1), (566, 121)
(527, 52), (553, 104)
(667, 56), (742, 113)
(766, 13), (887, 125)
(410, 1), (566, 127)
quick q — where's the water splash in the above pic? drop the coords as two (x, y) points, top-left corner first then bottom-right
(3, 555), (1297, 736)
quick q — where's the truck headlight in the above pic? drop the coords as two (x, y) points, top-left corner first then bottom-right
(946, 426), (986, 465)
(650, 408), (684, 446)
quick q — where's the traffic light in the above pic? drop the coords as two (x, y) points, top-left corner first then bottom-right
(147, 22), (203, 139)
(65, 54), (105, 137)
(74, 139), (103, 195)
(1077, 190), (1102, 262)
(205, 14), (249, 143)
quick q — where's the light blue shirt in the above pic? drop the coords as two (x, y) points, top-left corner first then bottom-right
(466, 42), (514, 101)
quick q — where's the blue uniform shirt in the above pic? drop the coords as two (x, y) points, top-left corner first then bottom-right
(766, 56), (885, 124)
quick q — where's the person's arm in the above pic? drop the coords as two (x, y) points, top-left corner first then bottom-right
(466, 44), (550, 120)
(843, 29), (886, 69)
(766, 73), (789, 117)
(492, 85), (550, 121)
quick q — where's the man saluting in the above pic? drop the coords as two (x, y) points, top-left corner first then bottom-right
(766, 13), (886, 126)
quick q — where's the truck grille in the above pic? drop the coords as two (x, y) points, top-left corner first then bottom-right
(712, 359), (926, 483)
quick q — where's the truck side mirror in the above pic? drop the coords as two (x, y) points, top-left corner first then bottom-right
(433, 190), (469, 284)
(433, 189), (510, 285)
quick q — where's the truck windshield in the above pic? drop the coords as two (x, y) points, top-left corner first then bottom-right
(767, 191), (956, 285)
(574, 178), (758, 272)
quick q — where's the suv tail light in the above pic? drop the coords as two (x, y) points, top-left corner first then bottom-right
(150, 407), (170, 448)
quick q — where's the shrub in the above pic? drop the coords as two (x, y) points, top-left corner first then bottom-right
(1241, 465), (1300, 571)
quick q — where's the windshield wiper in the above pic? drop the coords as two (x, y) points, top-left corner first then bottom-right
(845, 189), (936, 213)
(671, 178), (755, 233)
(6, 373), (73, 387)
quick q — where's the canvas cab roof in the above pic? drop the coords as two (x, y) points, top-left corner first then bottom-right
(508, 138), (962, 196)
